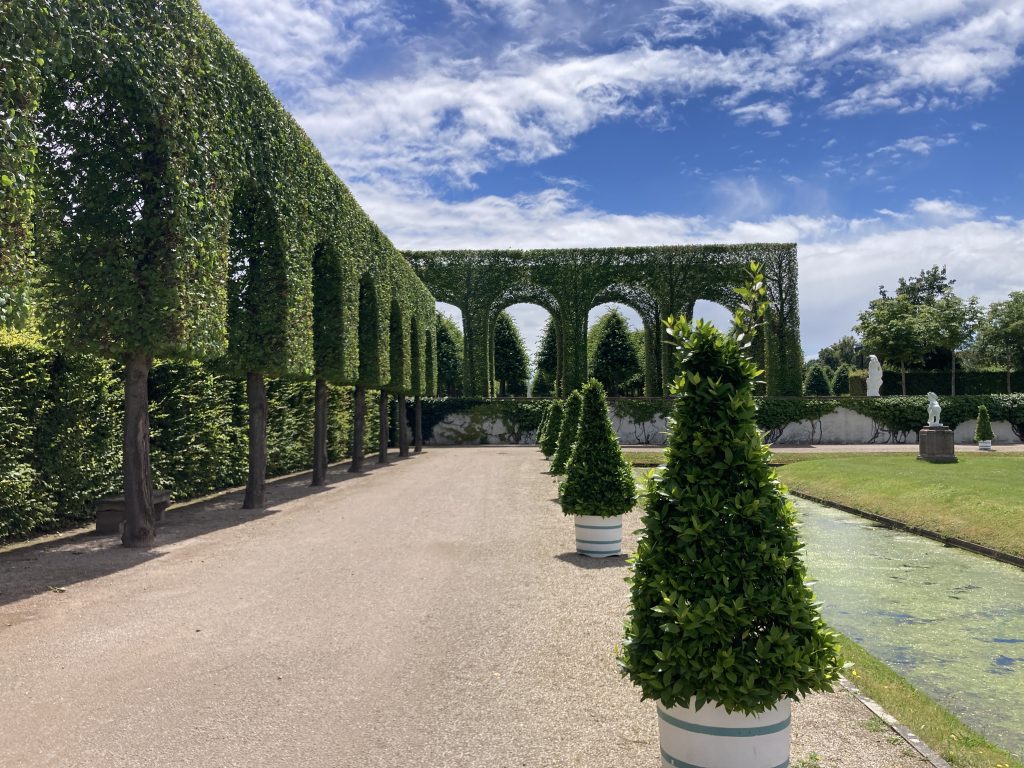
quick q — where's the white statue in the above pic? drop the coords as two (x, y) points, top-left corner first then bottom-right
(866, 355), (883, 397)
(926, 392), (942, 426)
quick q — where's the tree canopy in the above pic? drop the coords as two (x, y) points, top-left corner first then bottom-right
(531, 319), (558, 397)
(436, 312), (464, 397)
(493, 312), (529, 396)
(588, 309), (643, 396)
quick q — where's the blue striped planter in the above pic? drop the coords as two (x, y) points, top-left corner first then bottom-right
(658, 698), (791, 768)
(574, 515), (622, 557)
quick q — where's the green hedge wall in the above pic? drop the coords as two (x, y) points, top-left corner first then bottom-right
(848, 369), (1023, 396)
(0, 340), (375, 543)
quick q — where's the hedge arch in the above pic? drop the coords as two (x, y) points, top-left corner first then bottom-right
(407, 245), (801, 396)
(5, 0), (438, 542)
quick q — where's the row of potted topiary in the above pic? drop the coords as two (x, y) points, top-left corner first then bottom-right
(537, 264), (843, 768)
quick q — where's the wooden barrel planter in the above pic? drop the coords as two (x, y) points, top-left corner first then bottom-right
(573, 515), (622, 557)
(657, 698), (791, 768)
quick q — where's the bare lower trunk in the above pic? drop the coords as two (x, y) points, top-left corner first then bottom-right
(378, 390), (389, 464)
(901, 363), (907, 396)
(349, 385), (365, 473)
(122, 352), (155, 548)
(950, 353), (956, 397)
(398, 394), (410, 457)
(1009, 369), (1013, 395)
(243, 371), (267, 509)
(312, 378), (328, 486)
(414, 396), (423, 453)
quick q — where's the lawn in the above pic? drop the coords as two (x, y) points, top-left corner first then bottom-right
(837, 634), (1023, 768)
(775, 453), (1024, 559)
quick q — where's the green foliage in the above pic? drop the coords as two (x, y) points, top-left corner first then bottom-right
(531, 319), (558, 397)
(881, 265), (955, 305)
(407, 244), (802, 397)
(539, 400), (563, 457)
(856, 296), (925, 392)
(974, 405), (994, 442)
(816, 336), (861, 369)
(0, 338), (363, 543)
(436, 312), (464, 396)
(621, 265), (842, 715)
(803, 364), (833, 396)
(493, 311), (529, 396)
(558, 379), (636, 517)
(974, 291), (1024, 375)
(829, 364), (850, 396)
(550, 391), (583, 475)
(590, 309), (643, 396)
(848, 369), (1024, 397)
(8, 0), (435, 390)
(608, 398), (669, 424)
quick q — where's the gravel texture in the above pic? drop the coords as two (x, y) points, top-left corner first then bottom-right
(1, 447), (927, 767)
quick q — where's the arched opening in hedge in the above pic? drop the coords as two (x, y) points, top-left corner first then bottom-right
(310, 242), (344, 485)
(586, 302), (647, 397)
(225, 183), (288, 510)
(498, 303), (553, 397)
(488, 284), (559, 398)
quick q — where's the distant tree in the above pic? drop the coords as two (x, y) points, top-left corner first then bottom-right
(830, 364), (851, 396)
(531, 319), (558, 397)
(803, 364), (833, 396)
(855, 296), (924, 395)
(974, 292), (1024, 392)
(918, 292), (981, 396)
(436, 312), (463, 397)
(816, 335), (861, 369)
(589, 309), (642, 396)
(880, 265), (955, 305)
(494, 311), (529, 396)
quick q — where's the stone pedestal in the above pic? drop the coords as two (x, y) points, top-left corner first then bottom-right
(918, 426), (957, 463)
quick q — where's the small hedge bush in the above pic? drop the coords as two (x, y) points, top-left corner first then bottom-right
(539, 400), (563, 457)
(550, 391), (583, 475)
(620, 270), (842, 715)
(558, 380), (636, 517)
(803, 364), (833, 396)
(974, 405), (994, 442)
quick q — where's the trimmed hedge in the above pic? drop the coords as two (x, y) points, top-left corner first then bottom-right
(848, 369), (1023, 396)
(0, 340), (372, 543)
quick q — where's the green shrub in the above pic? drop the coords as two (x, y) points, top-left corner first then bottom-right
(558, 380), (636, 517)
(550, 391), (583, 475)
(974, 405), (994, 442)
(540, 400), (564, 458)
(829, 364), (850, 396)
(620, 269), (842, 715)
(803, 364), (833, 396)
(537, 402), (551, 441)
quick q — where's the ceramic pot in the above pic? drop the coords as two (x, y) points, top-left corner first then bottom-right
(573, 514), (622, 557)
(657, 697), (791, 768)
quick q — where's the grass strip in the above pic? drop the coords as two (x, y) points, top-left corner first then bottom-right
(776, 454), (1024, 559)
(838, 633), (1022, 768)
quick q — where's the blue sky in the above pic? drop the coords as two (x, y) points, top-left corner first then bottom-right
(201, 0), (1024, 361)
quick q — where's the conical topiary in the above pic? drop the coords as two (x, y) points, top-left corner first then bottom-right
(559, 379), (636, 517)
(975, 405), (994, 442)
(620, 265), (842, 715)
(539, 400), (563, 458)
(830, 364), (850, 397)
(537, 402), (551, 444)
(803, 363), (833, 396)
(550, 390), (582, 474)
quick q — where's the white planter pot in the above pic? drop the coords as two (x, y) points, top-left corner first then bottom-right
(658, 698), (791, 768)
(573, 514), (622, 557)
(979, 440), (992, 451)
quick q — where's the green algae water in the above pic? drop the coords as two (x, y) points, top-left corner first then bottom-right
(793, 496), (1024, 758)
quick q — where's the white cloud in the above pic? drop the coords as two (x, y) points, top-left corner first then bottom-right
(911, 198), (981, 219)
(730, 100), (792, 127)
(871, 134), (958, 157)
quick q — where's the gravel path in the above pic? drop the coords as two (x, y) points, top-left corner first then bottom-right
(1, 447), (926, 768)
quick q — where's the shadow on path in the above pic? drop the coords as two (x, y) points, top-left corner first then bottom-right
(0, 452), (420, 609)
(554, 552), (630, 570)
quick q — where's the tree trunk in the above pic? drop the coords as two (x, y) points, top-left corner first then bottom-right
(398, 394), (410, 457)
(350, 384), (365, 473)
(901, 363), (907, 396)
(500, 379), (507, 397)
(1009, 369), (1013, 395)
(243, 371), (267, 509)
(414, 396), (423, 453)
(950, 352), (956, 397)
(378, 390), (389, 464)
(312, 378), (328, 486)
(122, 351), (155, 548)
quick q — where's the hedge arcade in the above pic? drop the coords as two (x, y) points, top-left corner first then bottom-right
(407, 246), (803, 397)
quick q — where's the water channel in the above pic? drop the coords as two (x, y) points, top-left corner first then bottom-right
(794, 496), (1024, 757)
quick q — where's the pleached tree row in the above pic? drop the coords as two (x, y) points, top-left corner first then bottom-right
(2, 0), (437, 546)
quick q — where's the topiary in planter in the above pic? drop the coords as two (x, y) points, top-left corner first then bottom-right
(974, 405), (994, 443)
(559, 379), (636, 518)
(539, 400), (563, 458)
(550, 390), (583, 475)
(620, 265), (842, 720)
